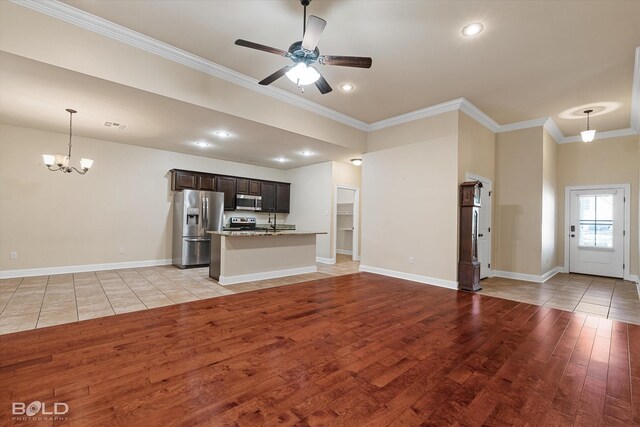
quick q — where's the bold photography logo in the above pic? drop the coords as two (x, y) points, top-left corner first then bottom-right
(12, 401), (69, 421)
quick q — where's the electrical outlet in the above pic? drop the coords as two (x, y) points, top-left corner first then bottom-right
(408, 256), (414, 264)
(119, 247), (125, 254)
(10, 251), (18, 260)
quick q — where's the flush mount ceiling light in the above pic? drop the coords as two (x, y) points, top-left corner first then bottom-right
(350, 158), (363, 166)
(581, 109), (597, 143)
(300, 151), (313, 157)
(214, 130), (230, 138)
(462, 22), (484, 37)
(339, 83), (354, 92)
(275, 157), (289, 163)
(194, 141), (210, 147)
(42, 108), (94, 175)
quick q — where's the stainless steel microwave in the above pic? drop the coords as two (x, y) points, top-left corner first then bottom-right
(235, 194), (262, 211)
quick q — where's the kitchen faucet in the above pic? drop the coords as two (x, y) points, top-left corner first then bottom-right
(268, 208), (277, 232)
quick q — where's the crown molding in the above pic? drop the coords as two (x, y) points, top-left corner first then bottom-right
(11, 0), (370, 132)
(560, 127), (639, 144)
(497, 117), (549, 134)
(543, 118), (565, 143)
(10, 1), (640, 141)
(631, 46), (640, 132)
(458, 99), (500, 132)
(367, 98), (464, 131)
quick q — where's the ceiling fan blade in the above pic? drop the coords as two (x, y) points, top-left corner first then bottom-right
(301, 15), (326, 51)
(258, 66), (293, 86)
(314, 75), (332, 94)
(320, 55), (372, 68)
(235, 39), (288, 56)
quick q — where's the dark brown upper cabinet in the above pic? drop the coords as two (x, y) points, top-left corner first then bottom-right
(261, 182), (276, 212)
(197, 173), (215, 191)
(171, 170), (196, 191)
(249, 180), (261, 196)
(276, 183), (290, 213)
(215, 176), (237, 211)
(237, 178), (262, 196)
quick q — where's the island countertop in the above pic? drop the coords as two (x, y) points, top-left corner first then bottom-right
(208, 230), (327, 237)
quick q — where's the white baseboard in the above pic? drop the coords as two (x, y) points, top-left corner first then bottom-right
(0, 259), (173, 279)
(336, 249), (353, 255)
(493, 266), (562, 283)
(353, 255), (361, 261)
(316, 257), (335, 264)
(629, 274), (639, 284)
(218, 266), (317, 286)
(358, 265), (458, 290)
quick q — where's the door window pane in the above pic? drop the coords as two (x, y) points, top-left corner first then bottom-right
(578, 194), (614, 248)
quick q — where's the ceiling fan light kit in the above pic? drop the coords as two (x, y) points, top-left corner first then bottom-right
(234, 0), (372, 94)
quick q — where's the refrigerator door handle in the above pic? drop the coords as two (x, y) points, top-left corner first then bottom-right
(185, 238), (209, 242)
(205, 197), (209, 230)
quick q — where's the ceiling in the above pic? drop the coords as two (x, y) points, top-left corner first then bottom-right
(0, 51), (358, 169)
(55, 0), (640, 136)
(1, 0), (639, 169)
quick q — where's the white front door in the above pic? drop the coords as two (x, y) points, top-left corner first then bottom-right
(569, 189), (624, 278)
(466, 174), (492, 279)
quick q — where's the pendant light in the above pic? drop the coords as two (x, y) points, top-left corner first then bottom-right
(42, 109), (94, 174)
(580, 109), (596, 143)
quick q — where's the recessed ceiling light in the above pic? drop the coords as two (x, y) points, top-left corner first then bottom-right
(275, 157), (288, 163)
(339, 83), (355, 92)
(300, 151), (313, 157)
(350, 158), (363, 166)
(214, 130), (230, 137)
(194, 141), (210, 147)
(462, 22), (484, 37)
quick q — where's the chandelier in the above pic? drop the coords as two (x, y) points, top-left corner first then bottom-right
(42, 109), (94, 174)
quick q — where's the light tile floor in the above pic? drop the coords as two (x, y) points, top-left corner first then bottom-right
(0, 254), (360, 335)
(479, 272), (640, 325)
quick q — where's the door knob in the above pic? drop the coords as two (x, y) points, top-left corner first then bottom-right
(478, 234), (484, 237)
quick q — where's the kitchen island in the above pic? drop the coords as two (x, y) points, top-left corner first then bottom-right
(208, 230), (326, 285)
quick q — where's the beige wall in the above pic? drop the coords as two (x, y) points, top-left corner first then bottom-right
(361, 112), (459, 283)
(285, 162), (332, 260)
(457, 111), (497, 265)
(556, 135), (639, 275)
(541, 129), (558, 273)
(0, 123), (289, 272)
(495, 127), (544, 275)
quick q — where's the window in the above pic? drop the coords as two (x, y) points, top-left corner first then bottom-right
(578, 194), (614, 248)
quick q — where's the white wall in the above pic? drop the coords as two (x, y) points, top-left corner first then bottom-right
(285, 162), (333, 261)
(0, 123), (288, 273)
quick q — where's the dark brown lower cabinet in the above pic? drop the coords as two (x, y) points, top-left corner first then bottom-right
(216, 176), (236, 211)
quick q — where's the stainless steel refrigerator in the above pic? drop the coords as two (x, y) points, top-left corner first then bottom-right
(172, 190), (224, 268)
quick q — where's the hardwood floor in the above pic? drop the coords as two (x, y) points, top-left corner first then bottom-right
(1, 272), (639, 426)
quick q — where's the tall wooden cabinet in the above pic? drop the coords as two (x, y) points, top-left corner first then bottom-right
(459, 181), (483, 292)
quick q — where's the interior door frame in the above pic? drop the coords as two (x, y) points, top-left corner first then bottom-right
(466, 173), (492, 278)
(333, 185), (360, 263)
(564, 184), (631, 281)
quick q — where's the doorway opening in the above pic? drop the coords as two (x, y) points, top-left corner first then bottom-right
(333, 185), (359, 264)
(565, 184), (630, 280)
(466, 173), (492, 279)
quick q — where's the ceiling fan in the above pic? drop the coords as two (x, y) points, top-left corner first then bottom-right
(234, 0), (372, 94)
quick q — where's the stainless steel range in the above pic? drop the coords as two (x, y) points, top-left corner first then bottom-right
(227, 217), (257, 230)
